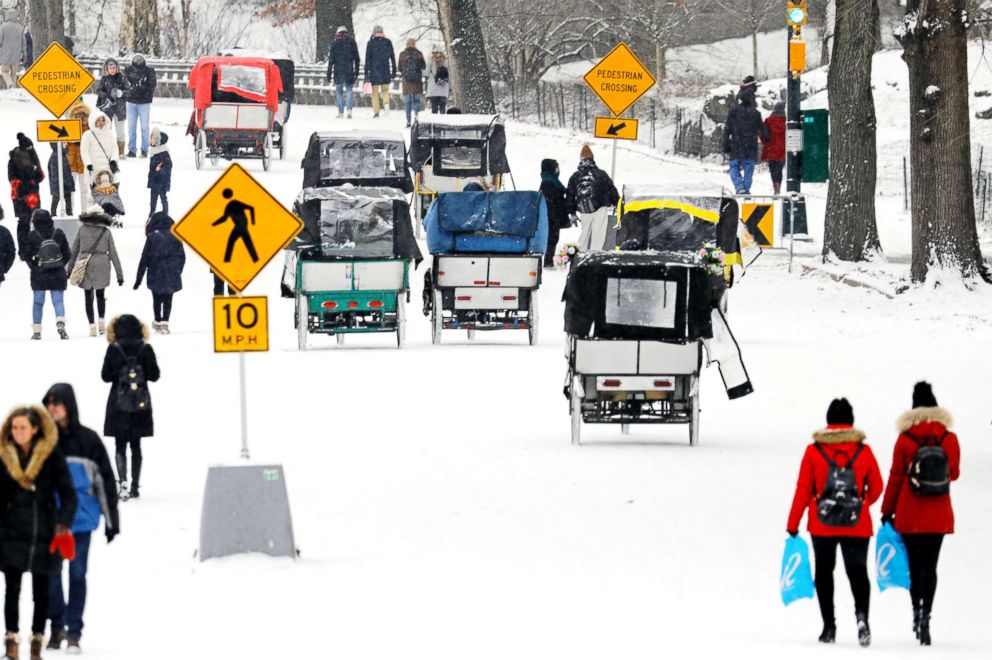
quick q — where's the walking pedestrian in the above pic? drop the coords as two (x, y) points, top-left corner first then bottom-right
(95, 58), (129, 160)
(65, 101), (91, 212)
(80, 111), (120, 181)
(0, 405), (76, 660)
(0, 12), (23, 90)
(0, 214), (13, 288)
(723, 76), (768, 195)
(786, 398), (883, 647)
(327, 25), (360, 119)
(23, 209), (71, 340)
(22, 24), (31, 69)
(425, 47), (449, 114)
(8, 132), (45, 258)
(42, 384), (119, 654)
(565, 144), (619, 251)
(147, 128), (171, 215)
(398, 37), (426, 128)
(101, 314), (160, 500)
(538, 158), (568, 268)
(880, 382), (960, 646)
(65, 207), (124, 337)
(761, 101), (786, 194)
(364, 26), (396, 118)
(134, 212), (185, 334)
(123, 54), (156, 158)
(46, 144), (74, 216)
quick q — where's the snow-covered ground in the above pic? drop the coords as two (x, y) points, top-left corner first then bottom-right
(0, 73), (990, 660)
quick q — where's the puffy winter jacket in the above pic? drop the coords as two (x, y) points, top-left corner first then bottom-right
(136, 212), (185, 294)
(881, 407), (960, 535)
(0, 224), (14, 283)
(80, 110), (120, 173)
(761, 114), (786, 162)
(565, 159), (619, 215)
(787, 426), (884, 538)
(8, 145), (44, 223)
(328, 32), (361, 86)
(724, 96), (768, 161)
(97, 62), (129, 121)
(124, 59), (157, 104)
(364, 35), (396, 85)
(147, 132), (172, 193)
(23, 211), (71, 291)
(102, 315), (160, 439)
(47, 144), (75, 196)
(65, 209), (123, 290)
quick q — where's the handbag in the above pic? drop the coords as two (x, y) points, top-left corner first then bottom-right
(362, 81), (373, 96)
(69, 228), (107, 287)
(876, 522), (911, 591)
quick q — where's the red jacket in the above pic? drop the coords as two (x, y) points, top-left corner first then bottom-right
(787, 426), (883, 538)
(761, 115), (786, 162)
(881, 407), (959, 535)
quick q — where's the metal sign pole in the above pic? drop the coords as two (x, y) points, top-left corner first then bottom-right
(56, 141), (65, 215)
(610, 135), (618, 180)
(236, 292), (250, 460)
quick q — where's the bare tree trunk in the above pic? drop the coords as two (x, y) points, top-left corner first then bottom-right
(65, 0), (76, 38)
(655, 42), (666, 83)
(120, 0), (160, 55)
(751, 28), (758, 78)
(899, 0), (990, 281)
(436, 0), (495, 113)
(823, 0), (881, 261)
(316, 0), (354, 62)
(29, 0), (64, 51)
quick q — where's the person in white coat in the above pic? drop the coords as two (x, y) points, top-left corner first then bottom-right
(425, 47), (450, 114)
(79, 111), (120, 206)
(0, 13), (23, 89)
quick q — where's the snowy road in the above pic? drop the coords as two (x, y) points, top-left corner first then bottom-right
(0, 93), (989, 658)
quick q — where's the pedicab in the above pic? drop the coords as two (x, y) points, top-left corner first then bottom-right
(292, 186), (422, 350)
(422, 189), (548, 345)
(564, 187), (754, 446)
(217, 49), (296, 159)
(186, 56), (284, 171)
(409, 114), (511, 228)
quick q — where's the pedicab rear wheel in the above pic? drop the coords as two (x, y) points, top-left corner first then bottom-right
(528, 293), (539, 346)
(195, 131), (206, 170)
(296, 294), (308, 351)
(396, 293), (406, 349)
(570, 375), (582, 446)
(688, 376), (700, 446)
(431, 290), (443, 345)
(262, 134), (272, 171)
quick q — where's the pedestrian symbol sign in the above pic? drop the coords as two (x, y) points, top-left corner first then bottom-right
(213, 296), (269, 352)
(583, 43), (656, 117)
(173, 164), (302, 292)
(19, 42), (95, 118)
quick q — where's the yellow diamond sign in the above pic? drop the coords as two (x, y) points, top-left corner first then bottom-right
(583, 43), (656, 117)
(19, 42), (95, 118)
(173, 164), (303, 292)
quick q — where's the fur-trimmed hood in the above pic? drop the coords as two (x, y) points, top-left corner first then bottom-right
(0, 404), (58, 489)
(79, 206), (115, 227)
(897, 406), (953, 433)
(812, 426), (867, 445)
(106, 314), (149, 343)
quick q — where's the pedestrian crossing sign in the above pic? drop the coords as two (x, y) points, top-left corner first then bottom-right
(173, 164), (302, 292)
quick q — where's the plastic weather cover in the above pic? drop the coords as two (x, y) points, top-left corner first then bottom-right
(703, 308), (753, 399)
(423, 191), (548, 254)
(321, 139), (404, 181)
(408, 115), (509, 174)
(217, 65), (267, 102)
(604, 279), (678, 329)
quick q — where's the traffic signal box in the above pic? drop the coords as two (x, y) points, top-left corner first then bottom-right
(787, 1), (808, 27)
(802, 109), (829, 183)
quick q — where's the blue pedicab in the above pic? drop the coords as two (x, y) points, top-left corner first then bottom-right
(292, 186), (422, 350)
(422, 190), (548, 345)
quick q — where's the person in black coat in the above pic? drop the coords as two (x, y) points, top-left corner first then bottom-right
(23, 209), (71, 339)
(47, 143), (74, 216)
(8, 132), (45, 255)
(123, 54), (156, 157)
(101, 314), (160, 500)
(328, 26), (360, 118)
(0, 218), (14, 287)
(565, 144), (619, 251)
(723, 76), (768, 195)
(96, 58), (129, 158)
(135, 212), (185, 334)
(147, 128), (171, 215)
(364, 26), (396, 117)
(0, 405), (77, 656)
(539, 158), (568, 267)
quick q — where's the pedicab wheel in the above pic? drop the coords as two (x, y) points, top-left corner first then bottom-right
(296, 294), (308, 351)
(278, 126), (286, 160)
(431, 290), (443, 345)
(194, 131), (206, 170)
(467, 327), (476, 340)
(210, 155), (219, 167)
(688, 376), (700, 447)
(396, 293), (406, 349)
(336, 332), (345, 346)
(570, 375), (582, 446)
(527, 293), (539, 346)
(262, 134), (272, 171)
(621, 424), (630, 435)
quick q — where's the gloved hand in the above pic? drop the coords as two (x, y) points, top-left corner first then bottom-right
(86, 164), (93, 172)
(882, 515), (894, 527)
(113, 88), (123, 98)
(49, 530), (76, 561)
(110, 161), (119, 174)
(787, 530), (798, 538)
(118, 278), (124, 286)
(133, 281), (141, 290)
(568, 213), (579, 227)
(106, 526), (118, 543)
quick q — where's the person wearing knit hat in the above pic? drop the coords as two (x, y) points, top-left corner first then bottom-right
(786, 397), (883, 647)
(724, 76), (767, 194)
(8, 132), (46, 259)
(539, 158), (568, 267)
(364, 25), (396, 117)
(565, 144), (619, 251)
(881, 382), (960, 646)
(398, 37), (426, 127)
(327, 23), (360, 118)
(22, 209), (72, 339)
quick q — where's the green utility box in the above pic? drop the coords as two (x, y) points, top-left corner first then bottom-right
(802, 109), (829, 183)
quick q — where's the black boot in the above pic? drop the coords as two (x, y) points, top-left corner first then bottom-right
(130, 452), (142, 499)
(919, 611), (931, 646)
(857, 612), (871, 647)
(818, 622), (836, 644)
(116, 451), (129, 501)
(913, 603), (922, 640)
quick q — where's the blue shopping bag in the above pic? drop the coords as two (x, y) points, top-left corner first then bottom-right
(876, 523), (911, 591)
(780, 535), (815, 606)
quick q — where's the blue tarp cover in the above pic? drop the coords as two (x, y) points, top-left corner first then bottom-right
(425, 191), (548, 254)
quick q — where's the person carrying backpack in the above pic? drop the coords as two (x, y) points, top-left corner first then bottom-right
(8, 132), (45, 257)
(101, 314), (159, 501)
(23, 209), (71, 340)
(565, 144), (619, 251)
(786, 398), (883, 647)
(880, 381), (960, 646)
(398, 37), (426, 128)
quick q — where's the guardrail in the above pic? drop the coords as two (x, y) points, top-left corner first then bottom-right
(76, 56), (403, 108)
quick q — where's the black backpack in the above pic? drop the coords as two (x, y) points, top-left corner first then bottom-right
(35, 235), (64, 270)
(434, 65), (449, 86)
(114, 344), (152, 413)
(403, 52), (422, 83)
(815, 444), (865, 527)
(906, 430), (950, 496)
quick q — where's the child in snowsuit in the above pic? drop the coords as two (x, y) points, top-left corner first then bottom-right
(147, 127), (171, 215)
(47, 144), (74, 216)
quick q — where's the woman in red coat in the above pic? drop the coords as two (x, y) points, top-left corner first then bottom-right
(761, 102), (786, 194)
(880, 382), (959, 646)
(787, 398), (883, 646)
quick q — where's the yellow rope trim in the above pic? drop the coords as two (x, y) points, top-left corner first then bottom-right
(621, 199), (720, 223)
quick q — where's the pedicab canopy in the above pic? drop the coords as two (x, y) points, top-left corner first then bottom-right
(409, 114), (510, 177)
(614, 185), (742, 271)
(301, 131), (412, 192)
(291, 186), (422, 263)
(424, 191), (549, 255)
(564, 251), (716, 344)
(217, 49), (295, 103)
(188, 56), (284, 113)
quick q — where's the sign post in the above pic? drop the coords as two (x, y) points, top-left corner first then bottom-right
(583, 43), (655, 181)
(785, 1), (809, 237)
